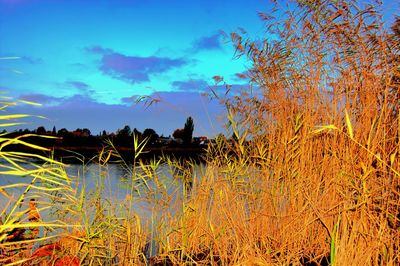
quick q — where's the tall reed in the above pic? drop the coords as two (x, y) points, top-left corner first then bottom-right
(158, 1), (399, 264)
(1, 0), (399, 265)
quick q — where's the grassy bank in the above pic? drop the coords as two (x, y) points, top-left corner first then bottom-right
(1, 0), (399, 265)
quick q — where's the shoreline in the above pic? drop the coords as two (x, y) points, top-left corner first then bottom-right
(5, 145), (208, 164)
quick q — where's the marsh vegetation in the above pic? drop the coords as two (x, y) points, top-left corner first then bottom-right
(1, 1), (399, 265)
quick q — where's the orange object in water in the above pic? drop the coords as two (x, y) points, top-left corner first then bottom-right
(28, 199), (40, 222)
(28, 243), (80, 265)
(30, 243), (61, 258)
(55, 256), (80, 266)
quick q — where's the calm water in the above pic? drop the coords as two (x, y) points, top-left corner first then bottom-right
(0, 162), (204, 222)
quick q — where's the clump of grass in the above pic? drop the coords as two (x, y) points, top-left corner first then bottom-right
(1, 1), (399, 265)
(153, 0), (399, 265)
(0, 96), (80, 265)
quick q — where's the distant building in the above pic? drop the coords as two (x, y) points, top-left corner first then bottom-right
(71, 131), (83, 137)
(71, 128), (90, 137)
(193, 136), (208, 145)
(157, 136), (173, 145)
(174, 138), (183, 145)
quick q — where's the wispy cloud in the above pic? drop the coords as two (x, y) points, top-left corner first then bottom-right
(192, 32), (224, 52)
(21, 56), (42, 64)
(86, 46), (112, 54)
(19, 93), (64, 105)
(59, 94), (103, 108)
(120, 95), (136, 105)
(171, 79), (209, 91)
(66, 81), (89, 90)
(18, 92), (99, 107)
(12, 91), (224, 136)
(119, 90), (225, 135)
(87, 45), (188, 83)
(0, 55), (42, 64)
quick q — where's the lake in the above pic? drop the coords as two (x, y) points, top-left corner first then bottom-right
(0, 161), (204, 226)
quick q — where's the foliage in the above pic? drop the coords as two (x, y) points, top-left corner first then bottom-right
(172, 128), (185, 140)
(173, 117), (195, 145)
(117, 125), (131, 138)
(143, 128), (159, 145)
(1, 1), (399, 265)
(0, 96), (80, 265)
(183, 116), (194, 145)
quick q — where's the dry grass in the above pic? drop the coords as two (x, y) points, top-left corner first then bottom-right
(158, 1), (399, 265)
(1, 0), (399, 265)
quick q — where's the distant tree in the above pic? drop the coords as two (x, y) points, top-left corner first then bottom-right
(183, 116), (194, 145)
(115, 125), (133, 147)
(52, 126), (56, 135)
(143, 128), (159, 144)
(36, 126), (46, 135)
(81, 128), (91, 136)
(57, 128), (69, 136)
(133, 128), (142, 139)
(173, 128), (185, 139)
(117, 125), (131, 137)
(102, 130), (107, 137)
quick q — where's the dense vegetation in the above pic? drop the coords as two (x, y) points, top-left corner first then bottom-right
(3, 116), (206, 162)
(1, 1), (399, 265)
(4, 115), (200, 149)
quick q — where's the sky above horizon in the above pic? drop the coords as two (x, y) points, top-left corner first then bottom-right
(1, 0), (398, 137)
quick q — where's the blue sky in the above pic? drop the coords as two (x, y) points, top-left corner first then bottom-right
(0, 0), (398, 136)
(0, 0), (271, 136)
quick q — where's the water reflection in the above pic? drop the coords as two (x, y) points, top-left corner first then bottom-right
(0, 161), (207, 260)
(0, 162), (203, 222)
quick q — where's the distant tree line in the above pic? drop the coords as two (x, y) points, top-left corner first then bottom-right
(4, 116), (207, 149)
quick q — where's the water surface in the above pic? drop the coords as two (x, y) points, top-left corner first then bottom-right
(0, 162), (203, 223)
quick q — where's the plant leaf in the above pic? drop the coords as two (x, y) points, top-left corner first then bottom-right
(313, 125), (338, 134)
(345, 109), (354, 139)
